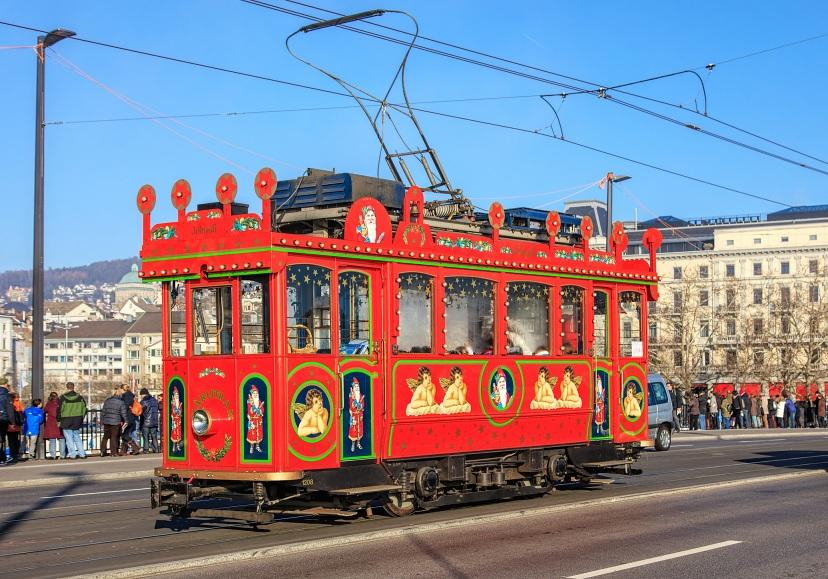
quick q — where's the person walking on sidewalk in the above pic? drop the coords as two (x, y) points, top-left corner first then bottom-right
(100, 389), (128, 457)
(139, 388), (160, 453)
(0, 378), (14, 463)
(817, 392), (826, 428)
(666, 382), (681, 433)
(43, 392), (65, 459)
(119, 384), (141, 455)
(23, 399), (44, 460)
(58, 382), (87, 459)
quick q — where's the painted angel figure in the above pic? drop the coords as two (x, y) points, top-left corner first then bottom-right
(294, 389), (329, 437)
(557, 366), (583, 409)
(356, 205), (384, 243)
(348, 377), (365, 452)
(530, 367), (559, 410)
(593, 378), (607, 435)
(623, 383), (643, 419)
(438, 366), (471, 414)
(170, 387), (183, 453)
(246, 385), (265, 454)
(405, 366), (439, 416)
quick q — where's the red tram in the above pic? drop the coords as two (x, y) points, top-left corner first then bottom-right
(141, 167), (662, 522)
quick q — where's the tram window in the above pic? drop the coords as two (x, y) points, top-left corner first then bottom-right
(559, 286), (584, 355)
(593, 291), (609, 358)
(397, 273), (433, 354)
(286, 265), (331, 354)
(192, 286), (233, 356)
(506, 282), (549, 355)
(338, 271), (371, 355)
(167, 281), (186, 357)
(445, 276), (494, 355)
(240, 276), (269, 354)
(619, 291), (643, 357)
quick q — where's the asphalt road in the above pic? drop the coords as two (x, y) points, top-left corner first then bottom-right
(1, 433), (827, 578)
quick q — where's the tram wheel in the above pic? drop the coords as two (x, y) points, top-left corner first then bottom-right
(382, 493), (415, 517)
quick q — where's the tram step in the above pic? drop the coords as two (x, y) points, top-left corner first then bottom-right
(192, 508), (274, 525)
(328, 484), (402, 496)
(579, 459), (634, 469)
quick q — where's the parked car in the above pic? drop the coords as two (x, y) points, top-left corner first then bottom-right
(647, 374), (673, 451)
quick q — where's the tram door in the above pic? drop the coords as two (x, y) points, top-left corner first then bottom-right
(336, 265), (383, 462)
(591, 288), (612, 440)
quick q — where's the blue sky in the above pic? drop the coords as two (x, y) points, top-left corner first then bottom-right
(2, 1), (827, 270)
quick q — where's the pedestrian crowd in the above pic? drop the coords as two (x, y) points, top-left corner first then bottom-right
(0, 378), (161, 465)
(667, 381), (827, 432)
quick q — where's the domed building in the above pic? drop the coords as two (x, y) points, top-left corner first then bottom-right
(114, 264), (160, 307)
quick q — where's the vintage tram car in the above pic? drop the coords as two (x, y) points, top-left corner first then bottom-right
(141, 167), (662, 522)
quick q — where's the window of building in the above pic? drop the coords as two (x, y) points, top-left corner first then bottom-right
(192, 285), (233, 356)
(780, 348), (791, 365)
(560, 285), (585, 355)
(809, 234), (817, 241)
(810, 284), (820, 303)
(166, 281), (186, 357)
(754, 350), (764, 366)
(592, 291), (608, 358)
(240, 276), (270, 354)
(672, 321), (682, 342)
(753, 288), (763, 305)
(113, 340), (122, 348)
(726, 319), (736, 336)
(618, 291), (642, 357)
(780, 286), (791, 306)
(673, 350), (683, 367)
(810, 348), (820, 365)
(338, 271), (371, 356)
(781, 316), (791, 335)
(781, 236), (789, 243)
(753, 238), (761, 245)
(699, 265), (709, 279)
(726, 240), (734, 247)
(726, 289), (736, 308)
(128, 350), (139, 359)
(396, 273), (433, 354)
(286, 265), (331, 354)
(445, 277), (495, 355)
(726, 264), (735, 277)
(753, 262), (762, 276)
(699, 290), (709, 307)
(700, 320), (710, 338)
(809, 260), (818, 274)
(753, 318), (763, 335)
(781, 261), (790, 275)
(673, 267), (682, 280)
(129, 365), (139, 374)
(726, 350), (737, 366)
(672, 291), (683, 313)
(702, 350), (711, 367)
(113, 368), (122, 375)
(506, 282), (550, 355)
(648, 322), (658, 341)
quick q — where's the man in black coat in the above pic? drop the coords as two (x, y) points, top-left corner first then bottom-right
(119, 384), (141, 455)
(741, 390), (752, 428)
(731, 388), (743, 429)
(666, 382), (681, 433)
(100, 388), (128, 457)
(0, 378), (15, 464)
(139, 388), (160, 453)
(697, 389), (709, 430)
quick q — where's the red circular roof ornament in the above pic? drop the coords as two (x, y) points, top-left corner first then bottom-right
(170, 179), (192, 211)
(216, 173), (237, 205)
(488, 202), (505, 230)
(136, 184), (156, 215)
(546, 210), (561, 239)
(254, 167), (277, 200)
(580, 215), (594, 241)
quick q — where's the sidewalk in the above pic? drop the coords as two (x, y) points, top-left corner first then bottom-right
(0, 454), (160, 489)
(676, 428), (828, 442)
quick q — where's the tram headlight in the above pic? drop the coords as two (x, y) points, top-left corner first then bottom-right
(192, 410), (210, 435)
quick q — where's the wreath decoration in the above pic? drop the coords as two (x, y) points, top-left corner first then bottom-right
(196, 434), (232, 462)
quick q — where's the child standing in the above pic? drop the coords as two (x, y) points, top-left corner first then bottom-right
(24, 399), (45, 460)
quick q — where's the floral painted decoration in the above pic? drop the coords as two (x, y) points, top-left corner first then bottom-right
(199, 367), (226, 378)
(590, 253), (615, 264)
(186, 212), (201, 221)
(435, 236), (492, 252)
(206, 210), (222, 219)
(151, 225), (176, 240)
(196, 434), (232, 462)
(554, 248), (584, 261)
(233, 217), (261, 232)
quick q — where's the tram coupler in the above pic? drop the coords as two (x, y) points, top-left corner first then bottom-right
(151, 477), (230, 510)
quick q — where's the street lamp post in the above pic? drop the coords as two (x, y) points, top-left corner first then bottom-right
(604, 172), (631, 251)
(32, 28), (75, 460)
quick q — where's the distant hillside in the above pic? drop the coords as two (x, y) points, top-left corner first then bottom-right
(0, 257), (139, 300)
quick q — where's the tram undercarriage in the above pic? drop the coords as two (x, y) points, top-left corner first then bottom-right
(151, 442), (646, 524)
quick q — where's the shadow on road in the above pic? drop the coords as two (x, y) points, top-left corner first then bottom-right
(737, 450), (828, 472)
(0, 472), (83, 539)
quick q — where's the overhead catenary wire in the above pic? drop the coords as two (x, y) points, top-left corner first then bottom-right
(0, 19), (795, 208)
(259, 0), (828, 168)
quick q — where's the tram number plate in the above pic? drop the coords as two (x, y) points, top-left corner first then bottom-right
(301, 478), (315, 487)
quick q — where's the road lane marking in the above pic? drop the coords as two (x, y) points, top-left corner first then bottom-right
(671, 444), (694, 447)
(41, 488), (149, 499)
(566, 540), (742, 578)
